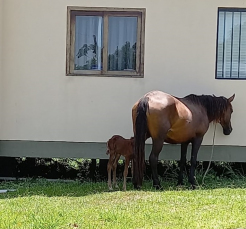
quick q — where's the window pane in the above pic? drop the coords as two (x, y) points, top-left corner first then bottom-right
(217, 11), (225, 78)
(75, 16), (103, 70)
(239, 12), (246, 78)
(231, 12), (240, 78)
(223, 12), (233, 78)
(108, 16), (137, 71)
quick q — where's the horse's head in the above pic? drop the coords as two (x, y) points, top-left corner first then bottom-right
(220, 94), (235, 135)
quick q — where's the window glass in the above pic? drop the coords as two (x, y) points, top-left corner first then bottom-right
(108, 16), (137, 71)
(75, 16), (103, 70)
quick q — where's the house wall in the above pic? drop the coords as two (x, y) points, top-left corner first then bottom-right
(0, 0), (3, 138)
(0, 0), (246, 150)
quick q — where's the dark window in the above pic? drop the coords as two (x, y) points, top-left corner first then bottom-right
(216, 8), (246, 79)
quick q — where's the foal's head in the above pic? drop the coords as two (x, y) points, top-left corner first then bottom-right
(219, 94), (235, 135)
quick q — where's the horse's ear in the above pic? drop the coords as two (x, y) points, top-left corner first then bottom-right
(228, 94), (235, 103)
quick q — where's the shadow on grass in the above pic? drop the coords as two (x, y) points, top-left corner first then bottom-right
(0, 175), (246, 199)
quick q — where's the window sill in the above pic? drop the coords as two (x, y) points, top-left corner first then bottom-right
(215, 77), (246, 80)
(66, 73), (144, 78)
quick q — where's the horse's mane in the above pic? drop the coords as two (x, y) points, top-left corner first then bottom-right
(184, 94), (229, 122)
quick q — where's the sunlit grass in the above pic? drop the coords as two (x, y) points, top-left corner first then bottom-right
(0, 177), (246, 229)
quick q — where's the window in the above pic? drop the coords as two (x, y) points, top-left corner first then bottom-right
(66, 7), (145, 77)
(216, 8), (246, 79)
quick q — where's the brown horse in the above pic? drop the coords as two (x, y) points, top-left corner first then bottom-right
(132, 91), (235, 189)
(107, 135), (134, 191)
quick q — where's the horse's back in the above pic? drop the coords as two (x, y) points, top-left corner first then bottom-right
(132, 91), (177, 116)
(145, 91), (175, 105)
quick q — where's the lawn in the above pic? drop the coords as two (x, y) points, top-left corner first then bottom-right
(0, 177), (246, 229)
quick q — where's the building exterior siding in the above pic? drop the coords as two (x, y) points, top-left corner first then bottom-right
(0, 0), (245, 159)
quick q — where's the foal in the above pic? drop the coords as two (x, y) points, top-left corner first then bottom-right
(106, 135), (134, 191)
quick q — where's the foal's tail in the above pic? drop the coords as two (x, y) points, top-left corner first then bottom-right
(133, 96), (149, 189)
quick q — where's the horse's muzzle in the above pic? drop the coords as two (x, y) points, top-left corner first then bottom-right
(223, 127), (232, 135)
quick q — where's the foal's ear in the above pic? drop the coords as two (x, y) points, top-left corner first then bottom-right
(228, 94), (235, 103)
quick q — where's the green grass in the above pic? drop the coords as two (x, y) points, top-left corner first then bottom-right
(0, 177), (246, 229)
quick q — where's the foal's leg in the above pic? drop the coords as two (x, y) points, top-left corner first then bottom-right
(189, 137), (203, 189)
(177, 142), (189, 186)
(107, 154), (115, 190)
(149, 139), (164, 189)
(130, 160), (133, 178)
(123, 157), (130, 191)
(112, 154), (121, 189)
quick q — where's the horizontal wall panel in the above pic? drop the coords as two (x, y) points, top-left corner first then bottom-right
(0, 141), (245, 162)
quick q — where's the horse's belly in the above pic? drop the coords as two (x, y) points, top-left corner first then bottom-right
(165, 128), (194, 143)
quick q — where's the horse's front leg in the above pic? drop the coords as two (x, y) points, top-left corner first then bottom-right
(189, 137), (203, 189)
(177, 142), (189, 186)
(149, 139), (164, 189)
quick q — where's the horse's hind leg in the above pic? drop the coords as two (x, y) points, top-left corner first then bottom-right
(112, 154), (121, 189)
(177, 142), (189, 186)
(123, 157), (130, 191)
(107, 154), (114, 191)
(130, 160), (133, 178)
(149, 139), (164, 189)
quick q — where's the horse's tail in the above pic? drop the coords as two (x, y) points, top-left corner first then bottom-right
(133, 96), (149, 189)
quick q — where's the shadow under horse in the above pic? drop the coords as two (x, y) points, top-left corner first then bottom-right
(132, 90), (235, 189)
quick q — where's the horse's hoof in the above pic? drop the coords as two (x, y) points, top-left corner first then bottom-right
(177, 183), (185, 190)
(154, 185), (163, 190)
(134, 185), (141, 190)
(191, 185), (196, 190)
